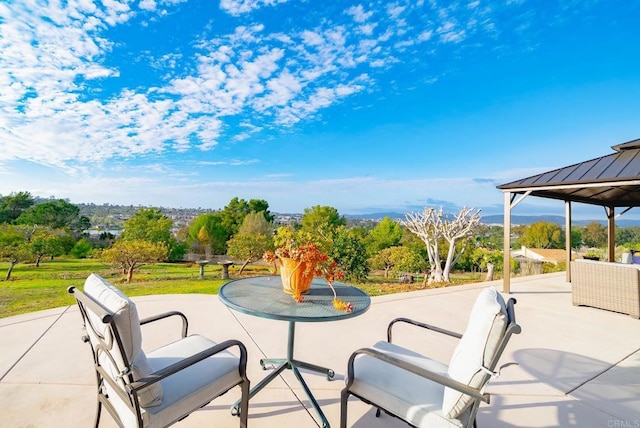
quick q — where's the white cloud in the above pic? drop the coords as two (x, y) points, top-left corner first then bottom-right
(387, 4), (406, 19)
(346, 5), (374, 23)
(418, 29), (433, 41)
(219, 0), (290, 16)
(198, 159), (260, 166)
(139, 0), (157, 11)
(0, 0), (519, 179)
(438, 21), (466, 43)
(254, 70), (303, 111)
(358, 23), (378, 36)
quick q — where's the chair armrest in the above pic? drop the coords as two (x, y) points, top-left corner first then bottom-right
(387, 317), (463, 343)
(345, 347), (489, 404)
(140, 311), (189, 338)
(129, 339), (249, 393)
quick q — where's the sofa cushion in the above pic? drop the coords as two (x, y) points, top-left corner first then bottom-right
(442, 287), (507, 418)
(84, 273), (163, 407)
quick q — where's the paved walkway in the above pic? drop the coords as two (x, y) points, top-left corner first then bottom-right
(1, 272), (639, 427)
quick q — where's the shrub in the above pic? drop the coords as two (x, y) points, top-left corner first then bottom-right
(70, 238), (94, 259)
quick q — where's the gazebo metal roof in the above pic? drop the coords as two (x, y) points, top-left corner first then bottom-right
(496, 137), (640, 293)
(497, 138), (640, 207)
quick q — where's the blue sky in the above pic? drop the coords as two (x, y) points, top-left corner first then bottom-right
(1, 0), (639, 219)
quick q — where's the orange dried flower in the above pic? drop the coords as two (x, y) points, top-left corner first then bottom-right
(263, 226), (352, 310)
(332, 299), (353, 312)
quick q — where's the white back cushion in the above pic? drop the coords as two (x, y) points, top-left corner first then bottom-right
(442, 287), (507, 418)
(84, 273), (163, 407)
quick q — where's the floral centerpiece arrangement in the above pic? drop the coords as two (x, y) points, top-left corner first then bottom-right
(263, 227), (352, 312)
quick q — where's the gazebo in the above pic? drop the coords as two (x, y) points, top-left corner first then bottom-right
(497, 138), (640, 293)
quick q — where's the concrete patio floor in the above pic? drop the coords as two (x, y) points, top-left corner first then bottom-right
(1, 272), (639, 427)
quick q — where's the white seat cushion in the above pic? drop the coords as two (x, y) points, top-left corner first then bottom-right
(442, 287), (507, 418)
(83, 273), (163, 407)
(142, 334), (243, 427)
(349, 341), (469, 428)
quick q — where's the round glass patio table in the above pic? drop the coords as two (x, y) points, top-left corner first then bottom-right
(219, 275), (370, 428)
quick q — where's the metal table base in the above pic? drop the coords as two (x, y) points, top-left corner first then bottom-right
(232, 321), (334, 427)
(219, 277), (370, 427)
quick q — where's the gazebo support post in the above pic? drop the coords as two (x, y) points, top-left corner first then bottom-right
(565, 201), (572, 282)
(607, 206), (615, 262)
(503, 191), (512, 294)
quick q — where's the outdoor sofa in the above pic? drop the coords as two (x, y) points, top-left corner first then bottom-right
(571, 259), (640, 318)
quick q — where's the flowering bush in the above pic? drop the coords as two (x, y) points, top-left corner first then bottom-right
(263, 227), (351, 311)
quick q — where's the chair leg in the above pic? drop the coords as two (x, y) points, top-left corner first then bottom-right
(375, 408), (381, 417)
(93, 399), (102, 428)
(340, 389), (350, 428)
(239, 379), (249, 428)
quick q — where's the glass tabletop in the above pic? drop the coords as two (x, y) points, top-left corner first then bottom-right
(218, 275), (371, 322)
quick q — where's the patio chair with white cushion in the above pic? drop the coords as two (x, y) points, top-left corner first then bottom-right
(68, 273), (250, 428)
(340, 287), (520, 428)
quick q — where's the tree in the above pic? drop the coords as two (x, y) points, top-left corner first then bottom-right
(571, 226), (583, 249)
(369, 246), (424, 278)
(519, 221), (563, 249)
(0, 225), (32, 280)
(197, 226), (213, 258)
(238, 211), (273, 235)
(616, 226), (640, 247)
(219, 197), (251, 238)
(120, 208), (184, 260)
(121, 208), (171, 242)
(582, 221), (608, 248)
(101, 240), (168, 282)
(227, 233), (273, 274)
(0, 191), (35, 223)
(366, 216), (403, 254)
(369, 247), (396, 277)
(15, 199), (88, 235)
(616, 227), (634, 246)
(225, 212), (274, 273)
(28, 226), (74, 267)
(300, 205), (346, 247)
(248, 199), (275, 223)
(329, 226), (369, 282)
(188, 213), (227, 255)
(470, 247), (503, 274)
(473, 224), (504, 250)
(70, 238), (94, 258)
(403, 206), (481, 283)
(388, 245), (428, 277)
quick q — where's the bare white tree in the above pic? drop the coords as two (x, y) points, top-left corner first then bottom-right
(403, 206), (482, 283)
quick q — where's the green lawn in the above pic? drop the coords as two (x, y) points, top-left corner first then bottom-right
(0, 258), (270, 318)
(0, 258), (489, 319)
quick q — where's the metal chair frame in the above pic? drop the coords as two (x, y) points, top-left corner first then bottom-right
(68, 286), (250, 428)
(340, 298), (521, 428)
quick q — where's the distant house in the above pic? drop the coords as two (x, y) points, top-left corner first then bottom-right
(512, 246), (570, 265)
(512, 246), (572, 275)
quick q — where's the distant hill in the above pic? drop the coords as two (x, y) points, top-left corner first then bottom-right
(67, 200), (640, 228)
(345, 212), (405, 220)
(481, 215), (640, 227)
(346, 212), (574, 225)
(345, 212), (640, 227)
(482, 215), (567, 225)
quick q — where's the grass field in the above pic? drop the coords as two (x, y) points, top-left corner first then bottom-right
(0, 259), (253, 318)
(0, 258), (489, 319)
